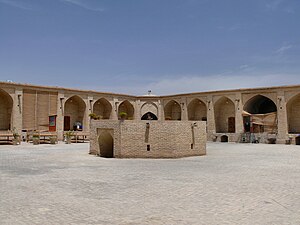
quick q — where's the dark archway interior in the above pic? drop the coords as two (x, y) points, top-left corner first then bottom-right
(141, 112), (158, 120)
(93, 98), (112, 119)
(244, 95), (277, 114)
(221, 135), (228, 142)
(164, 100), (181, 120)
(99, 132), (114, 158)
(118, 100), (134, 120)
(0, 89), (13, 130)
(296, 137), (300, 145)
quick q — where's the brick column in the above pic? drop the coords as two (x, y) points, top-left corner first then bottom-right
(84, 96), (93, 132)
(12, 88), (23, 133)
(56, 93), (65, 140)
(134, 99), (140, 121)
(181, 97), (188, 121)
(235, 93), (244, 139)
(157, 99), (162, 121)
(277, 92), (288, 144)
(111, 97), (119, 120)
(206, 95), (216, 140)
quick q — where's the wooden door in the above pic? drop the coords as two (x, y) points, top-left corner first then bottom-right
(64, 116), (70, 131)
(228, 117), (235, 133)
(49, 115), (56, 132)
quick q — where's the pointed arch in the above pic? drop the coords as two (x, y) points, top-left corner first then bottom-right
(98, 131), (114, 158)
(93, 98), (112, 119)
(64, 95), (86, 131)
(141, 112), (158, 120)
(214, 97), (235, 133)
(243, 95), (277, 133)
(244, 95), (277, 114)
(187, 98), (207, 121)
(118, 100), (134, 120)
(140, 102), (158, 119)
(287, 93), (300, 133)
(164, 100), (181, 120)
(0, 89), (13, 130)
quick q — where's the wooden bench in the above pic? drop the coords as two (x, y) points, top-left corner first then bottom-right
(27, 130), (58, 144)
(0, 131), (21, 145)
(64, 131), (89, 143)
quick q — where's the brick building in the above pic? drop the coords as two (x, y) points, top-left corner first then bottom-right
(1, 81), (300, 145)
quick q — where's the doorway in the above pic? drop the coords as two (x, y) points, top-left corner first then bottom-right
(228, 117), (235, 133)
(98, 131), (114, 158)
(64, 116), (70, 131)
(221, 135), (229, 142)
(296, 136), (300, 145)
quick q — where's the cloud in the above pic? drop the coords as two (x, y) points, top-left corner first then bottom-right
(61, 0), (104, 12)
(274, 44), (293, 54)
(0, 0), (33, 10)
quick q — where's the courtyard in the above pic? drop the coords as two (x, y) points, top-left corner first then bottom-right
(0, 142), (300, 225)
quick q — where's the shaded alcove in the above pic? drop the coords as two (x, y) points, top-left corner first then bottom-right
(164, 100), (181, 120)
(0, 89), (13, 130)
(140, 102), (158, 120)
(188, 98), (207, 121)
(287, 94), (300, 133)
(118, 100), (134, 120)
(296, 136), (300, 145)
(244, 95), (277, 114)
(98, 132), (114, 158)
(214, 97), (235, 133)
(243, 95), (277, 133)
(221, 135), (228, 142)
(93, 98), (112, 119)
(64, 95), (86, 131)
(141, 112), (158, 120)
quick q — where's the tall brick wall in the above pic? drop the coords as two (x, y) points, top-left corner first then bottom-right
(90, 120), (206, 158)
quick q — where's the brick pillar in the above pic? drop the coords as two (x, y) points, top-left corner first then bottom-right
(157, 99), (162, 121)
(277, 92), (288, 144)
(12, 88), (23, 133)
(134, 99), (140, 121)
(235, 93), (244, 141)
(181, 97), (188, 121)
(161, 99), (165, 121)
(56, 93), (65, 140)
(112, 97), (119, 120)
(84, 96), (93, 132)
(206, 95), (216, 141)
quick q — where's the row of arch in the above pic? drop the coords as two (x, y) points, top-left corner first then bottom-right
(2, 88), (300, 134)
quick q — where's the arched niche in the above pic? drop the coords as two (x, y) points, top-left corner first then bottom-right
(0, 89), (13, 130)
(164, 100), (181, 120)
(93, 98), (112, 119)
(243, 95), (277, 133)
(287, 93), (300, 133)
(118, 100), (134, 120)
(64, 95), (86, 131)
(244, 95), (277, 114)
(98, 131), (114, 158)
(141, 112), (158, 120)
(214, 97), (235, 133)
(187, 98), (207, 121)
(140, 102), (158, 119)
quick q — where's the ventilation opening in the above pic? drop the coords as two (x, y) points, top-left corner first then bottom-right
(221, 135), (229, 143)
(147, 144), (150, 151)
(296, 137), (300, 145)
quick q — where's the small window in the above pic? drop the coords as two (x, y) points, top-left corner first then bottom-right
(191, 144), (194, 149)
(147, 145), (150, 151)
